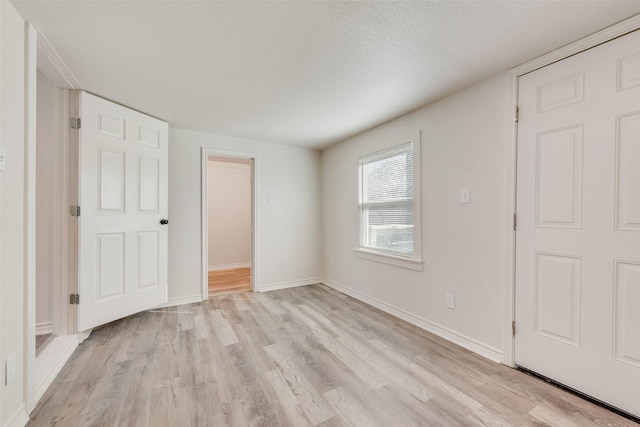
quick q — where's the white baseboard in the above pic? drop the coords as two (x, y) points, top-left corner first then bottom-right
(155, 294), (203, 309)
(78, 329), (92, 344)
(257, 277), (322, 292)
(35, 321), (53, 336)
(321, 277), (503, 363)
(208, 262), (251, 271)
(3, 404), (29, 427)
(34, 335), (79, 411)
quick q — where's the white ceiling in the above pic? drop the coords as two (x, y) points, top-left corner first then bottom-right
(11, 1), (640, 150)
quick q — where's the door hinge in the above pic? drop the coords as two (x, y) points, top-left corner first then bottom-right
(69, 117), (81, 129)
(70, 293), (80, 305)
(515, 106), (519, 122)
(513, 213), (517, 231)
(512, 321), (516, 337)
(70, 205), (81, 217)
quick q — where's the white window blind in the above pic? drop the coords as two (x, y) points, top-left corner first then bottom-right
(359, 142), (414, 257)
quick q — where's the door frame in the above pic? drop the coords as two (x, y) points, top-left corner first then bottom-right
(25, 22), (38, 414)
(24, 25), (84, 413)
(201, 147), (260, 299)
(503, 14), (640, 366)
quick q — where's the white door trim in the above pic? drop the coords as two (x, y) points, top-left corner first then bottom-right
(201, 148), (260, 299)
(503, 13), (640, 366)
(24, 23), (81, 413)
(0, 3), (3, 421)
(24, 22), (38, 414)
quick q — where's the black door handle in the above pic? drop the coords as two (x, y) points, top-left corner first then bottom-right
(160, 219), (169, 225)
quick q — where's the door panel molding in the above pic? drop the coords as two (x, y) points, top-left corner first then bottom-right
(613, 260), (640, 367)
(533, 252), (581, 346)
(534, 125), (584, 229)
(615, 111), (640, 230)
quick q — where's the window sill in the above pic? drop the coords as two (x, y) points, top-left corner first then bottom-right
(353, 248), (424, 271)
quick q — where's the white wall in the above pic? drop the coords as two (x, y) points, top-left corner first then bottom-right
(322, 73), (508, 361)
(168, 128), (322, 300)
(35, 70), (56, 331)
(207, 159), (251, 269)
(1, 1), (28, 424)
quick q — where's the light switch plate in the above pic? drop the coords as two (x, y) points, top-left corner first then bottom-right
(460, 188), (470, 204)
(0, 146), (6, 172)
(446, 294), (456, 309)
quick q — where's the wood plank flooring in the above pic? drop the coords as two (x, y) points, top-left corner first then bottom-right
(27, 284), (636, 426)
(209, 267), (251, 296)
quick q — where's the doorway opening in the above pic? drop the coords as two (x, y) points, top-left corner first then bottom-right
(35, 69), (63, 356)
(206, 155), (253, 296)
(202, 149), (258, 298)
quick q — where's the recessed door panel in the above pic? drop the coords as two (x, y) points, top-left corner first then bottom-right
(535, 126), (583, 228)
(537, 72), (584, 113)
(97, 112), (126, 140)
(138, 157), (159, 213)
(616, 112), (640, 230)
(534, 253), (581, 346)
(137, 231), (159, 290)
(96, 233), (125, 300)
(138, 125), (159, 149)
(614, 261), (640, 368)
(617, 52), (640, 92)
(98, 148), (125, 212)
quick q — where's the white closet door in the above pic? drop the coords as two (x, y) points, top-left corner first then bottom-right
(77, 92), (168, 331)
(515, 29), (640, 418)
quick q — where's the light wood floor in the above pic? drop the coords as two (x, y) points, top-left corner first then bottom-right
(209, 267), (251, 296)
(27, 284), (636, 426)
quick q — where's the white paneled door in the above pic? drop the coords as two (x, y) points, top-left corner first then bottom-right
(77, 92), (168, 332)
(516, 29), (640, 417)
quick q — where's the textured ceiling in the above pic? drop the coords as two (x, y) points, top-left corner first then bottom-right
(11, 1), (640, 150)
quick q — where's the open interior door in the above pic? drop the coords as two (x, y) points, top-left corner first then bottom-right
(76, 91), (168, 332)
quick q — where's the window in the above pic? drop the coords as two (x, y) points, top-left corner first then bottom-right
(356, 137), (422, 270)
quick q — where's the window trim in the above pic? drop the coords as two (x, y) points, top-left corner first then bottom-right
(354, 132), (423, 271)
(353, 247), (424, 271)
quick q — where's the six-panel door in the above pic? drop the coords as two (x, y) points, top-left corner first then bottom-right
(77, 92), (168, 332)
(515, 30), (640, 417)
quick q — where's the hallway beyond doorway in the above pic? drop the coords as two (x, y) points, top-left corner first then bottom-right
(208, 267), (251, 296)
